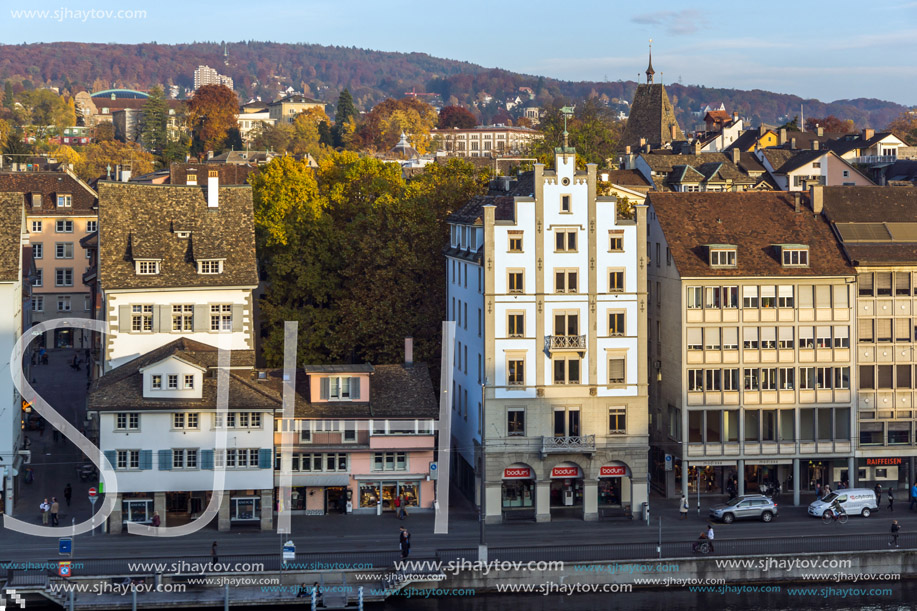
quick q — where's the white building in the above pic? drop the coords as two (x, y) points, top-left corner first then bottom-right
(193, 65), (233, 91)
(446, 146), (649, 522)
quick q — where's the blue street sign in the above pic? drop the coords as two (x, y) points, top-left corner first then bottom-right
(59, 538), (72, 555)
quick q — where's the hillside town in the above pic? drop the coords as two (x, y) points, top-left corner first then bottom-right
(1, 40), (917, 610)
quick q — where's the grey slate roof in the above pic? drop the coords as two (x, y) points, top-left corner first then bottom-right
(97, 181), (258, 290)
(821, 186), (917, 266)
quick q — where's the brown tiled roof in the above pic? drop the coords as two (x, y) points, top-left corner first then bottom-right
(648, 191), (852, 278)
(97, 182), (258, 290)
(759, 149), (797, 172)
(621, 84), (684, 148)
(0, 170), (97, 216)
(642, 153), (754, 191)
(0, 193), (23, 282)
(601, 169), (652, 188)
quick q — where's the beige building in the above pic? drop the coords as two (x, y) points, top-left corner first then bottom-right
(268, 95), (325, 124)
(446, 145), (649, 522)
(647, 190), (856, 506)
(431, 125), (541, 158)
(821, 186), (917, 489)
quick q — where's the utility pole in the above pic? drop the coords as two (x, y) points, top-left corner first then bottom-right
(479, 380), (486, 562)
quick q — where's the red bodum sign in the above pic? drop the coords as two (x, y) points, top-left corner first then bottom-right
(503, 467), (533, 479)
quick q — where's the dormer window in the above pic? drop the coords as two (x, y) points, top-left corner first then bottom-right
(175, 231), (190, 239)
(187, 173), (198, 186)
(708, 245), (737, 268)
(136, 260), (160, 275)
(198, 260), (223, 274)
(56, 194), (72, 208)
(779, 245), (809, 267)
(319, 376), (362, 401)
(31, 193), (42, 208)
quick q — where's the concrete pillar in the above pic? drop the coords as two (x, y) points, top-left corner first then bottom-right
(260, 490), (272, 531)
(218, 493), (231, 532)
(154, 492), (166, 526)
(848, 457), (856, 488)
(535, 480), (551, 522)
(583, 480), (598, 521)
(681, 464), (689, 501)
(737, 460), (745, 496)
(630, 476), (648, 519)
(910, 458), (915, 490)
(109, 493), (123, 534)
(793, 459), (800, 507)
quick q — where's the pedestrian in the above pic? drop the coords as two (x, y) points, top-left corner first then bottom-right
(64, 483), (72, 507)
(38, 417), (45, 437)
(312, 582), (323, 605)
(815, 482), (822, 499)
(680, 495), (689, 519)
(40, 498), (49, 525)
(400, 493), (409, 519)
(875, 483), (883, 507)
(296, 583), (309, 598)
(151, 512), (160, 527)
(890, 520), (901, 548)
(394, 493), (402, 519)
(706, 524), (715, 553)
(824, 484), (832, 497)
(211, 541), (219, 565)
(888, 487), (895, 512)
(399, 526), (411, 559)
(50, 497), (59, 526)
(910, 483), (917, 511)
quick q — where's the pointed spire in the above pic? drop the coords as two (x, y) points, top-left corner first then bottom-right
(646, 39), (655, 84)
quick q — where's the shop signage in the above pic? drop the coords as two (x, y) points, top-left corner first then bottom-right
(600, 465), (628, 477)
(503, 467), (533, 479)
(687, 460), (737, 467)
(867, 458), (903, 466)
(751, 459), (792, 465)
(551, 465), (582, 478)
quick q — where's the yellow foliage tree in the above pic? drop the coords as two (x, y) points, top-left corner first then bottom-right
(74, 140), (154, 182)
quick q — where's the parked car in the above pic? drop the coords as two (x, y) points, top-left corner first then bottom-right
(709, 494), (779, 523)
(808, 489), (877, 518)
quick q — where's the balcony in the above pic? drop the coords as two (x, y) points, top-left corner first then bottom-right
(542, 435), (596, 455)
(854, 155), (898, 165)
(545, 335), (587, 351)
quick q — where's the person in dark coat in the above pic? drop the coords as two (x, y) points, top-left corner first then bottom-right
(63, 483), (72, 506)
(888, 487), (895, 512)
(399, 526), (411, 559)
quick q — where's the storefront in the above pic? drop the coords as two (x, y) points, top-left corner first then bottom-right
(744, 460), (792, 495)
(549, 462), (583, 518)
(598, 462), (632, 517)
(355, 479), (421, 515)
(686, 461), (736, 495)
(230, 491), (261, 522)
(856, 457), (908, 490)
(54, 328), (73, 349)
(501, 463), (535, 520)
(121, 493), (152, 524)
(277, 475), (352, 515)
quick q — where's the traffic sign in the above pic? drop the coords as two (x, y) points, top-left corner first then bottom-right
(59, 538), (72, 555)
(88, 487), (97, 497)
(58, 561), (72, 578)
(282, 540), (295, 561)
(429, 462), (438, 481)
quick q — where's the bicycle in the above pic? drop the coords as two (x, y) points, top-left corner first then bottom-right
(821, 508), (848, 525)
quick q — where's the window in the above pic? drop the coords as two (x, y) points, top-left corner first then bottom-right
(655, 243), (660, 267)
(507, 270), (524, 293)
(742, 285), (759, 308)
(198, 260), (223, 274)
(724, 368), (740, 391)
(608, 311), (625, 336)
(608, 356), (626, 384)
(55, 268), (73, 286)
(687, 328), (702, 351)
(760, 286), (776, 308)
(723, 327), (739, 350)
(686, 287), (702, 309)
(705, 287), (721, 309)
(151, 374), (162, 389)
(760, 368), (777, 390)
(507, 356), (525, 385)
(609, 231), (624, 251)
(666, 247), (672, 266)
(31, 220), (42, 233)
(507, 312), (524, 338)
(167, 374), (178, 390)
(87, 220), (97, 233)
(877, 319), (892, 343)
(372, 452), (407, 472)
(136, 260), (160, 275)
(782, 248), (809, 267)
(55, 220), (73, 233)
(507, 408), (525, 436)
(555, 269), (578, 293)
(115, 413), (139, 430)
(555, 229), (577, 252)
(172, 305), (193, 331)
(778, 286), (794, 308)
(779, 367), (795, 390)
(705, 369), (721, 391)
(131, 305), (153, 332)
(744, 368), (760, 390)
(743, 327), (759, 349)
(553, 355), (581, 384)
(57, 296), (71, 312)
(508, 233), (523, 252)
(705, 327), (721, 350)
(84, 295), (92, 311)
(760, 327), (776, 349)
(31, 296), (43, 312)
(553, 408), (581, 437)
(328, 377), (352, 399)
(688, 369), (703, 391)
(561, 195), (571, 212)
(609, 270), (625, 292)
(56, 194), (72, 207)
(722, 286), (738, 308)
(172, 449), (199, 469)
(778, 326), (794, 349)
(117, 450), (140, 470)
(210, 304), (232, 331)
(184, 374), (194, 390)
(32, 243), (42, 259)
(608, 407), (626, 434)
(816, 326), (832, 349)
(709, 248), (736, 267)
(55, 243), (73, 259)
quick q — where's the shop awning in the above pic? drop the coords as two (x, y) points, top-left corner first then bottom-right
(353, 474), (428, 481)
(288, 474), (351, 486)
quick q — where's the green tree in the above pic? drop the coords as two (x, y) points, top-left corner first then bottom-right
(533, 98), (622, 167)
(318, 120), (333, 147)
(778, 115), (801, 132)
(2, 131), (31, 166)
(140, 85), (168, 154)
(3, 81), (13, 109)
(332, 88), (356, 148)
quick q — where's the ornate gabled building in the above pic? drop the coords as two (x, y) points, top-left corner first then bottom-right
(621, 50), (685, 150)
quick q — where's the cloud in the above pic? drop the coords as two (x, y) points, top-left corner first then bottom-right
(631, 9), (703, 36)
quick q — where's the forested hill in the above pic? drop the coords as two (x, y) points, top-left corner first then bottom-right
(0, 41), (906, 128)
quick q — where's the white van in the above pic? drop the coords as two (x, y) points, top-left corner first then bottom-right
(807, 489), (878, 518)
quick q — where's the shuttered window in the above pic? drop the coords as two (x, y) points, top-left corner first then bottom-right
(687, 328), (703, 350)
(815, 285), (832, 308)
(876, 272), (892, 296)
(833, 285), (849, 309)
(896, 272), (911, 296)
(743, 327), (759, 348)
(609, 358), (626, 384)
(778, 326), (794, 348)
(858, 273), (873, 296)
(858, 319), (874, 343)
(896, 318), (911, 342)
(798, 285), (814, 308)
(705, 328), (721, 350)
(723, 327), (738, 350)
(877, 319), (892, 343)
(760, 327), (776, 348)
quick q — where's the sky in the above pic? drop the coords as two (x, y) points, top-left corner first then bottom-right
(2, 0), (916, 105)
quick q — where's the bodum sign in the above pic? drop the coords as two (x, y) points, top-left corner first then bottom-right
(503, 467), (533, 479)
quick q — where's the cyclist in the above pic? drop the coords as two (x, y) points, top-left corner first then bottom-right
(828, 496), (845, 520)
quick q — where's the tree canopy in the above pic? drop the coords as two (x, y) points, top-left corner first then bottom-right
(140, 85), (169, 153)
(532, 98), (622, 167)
(887, 111), (917, 146)
(186, 84), (239, 155)
(351, 97), (438, 154)
(74, 139), (154, 181)
(438, 105), (477, 129)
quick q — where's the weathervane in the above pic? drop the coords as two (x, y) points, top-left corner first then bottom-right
(560, 106), (574, 149)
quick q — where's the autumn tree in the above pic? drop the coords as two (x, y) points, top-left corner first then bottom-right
(140, 85), (169, 154)
(805, 115), (854, 133)
(186, 84), (239, 155)
(352, 97), (438, 154)
(533, 98), (622, 166)
(887, 111), (917, 146)
(49, 144), (82, 168)
(438, 105), (477, 129)
(93, 122), (116, 142)
(74, 140), (154, 181)
(332, 88), (356, 148)
(2, 131), (31, 166)
(17, 89), (74, 139)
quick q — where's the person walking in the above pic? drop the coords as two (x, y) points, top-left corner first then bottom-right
(815, 482), (822, 499)
(400, 493), (409, 519)
(888, 487), (895, 512)
(823, 484), (832, 497)
(63, 483), (72, 506)
(890, 520), (901, 548)
(40, 498), (49, 525)
(399, 526), (411, 559)
(50, 497), (59, 526)
(874, 483), (883, 507)
(211, 541), (219, 565)
(151, 512), (160, 527)
(394, 493), (402, 520)
(706, 524), (715, 553)
(910, 483), (917, 511)
(680, 495), (689, 519)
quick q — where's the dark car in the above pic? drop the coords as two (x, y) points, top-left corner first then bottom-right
(709, 494), (778, 524)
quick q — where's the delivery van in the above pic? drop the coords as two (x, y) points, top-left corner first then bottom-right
(807, 489), (878, 518)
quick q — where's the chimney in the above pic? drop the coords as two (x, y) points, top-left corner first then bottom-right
(732, 112), (739, 122)
(404, 337), (414, 369)
(207, 170), (219, 208)
(670, 125), (677, 140)
(812, 140), (820, 151)
(863, 128), (875, 140)
(624, 145), (632, 155)
(639, 137), (646, 147)
(790, 137), (797, 150)
(817, 126), (824, 137)
(644, 144), (651, 153)
(779, 128), (787, 145)
(759, 125), (767, 136)
(809, 185), (823, 214)
(120, 169), (131, 182)
(793, 192), (801, 213)
(206, 150), (214, 160)
(693, 140), (701, 155)
(731, 148), (740, 165)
